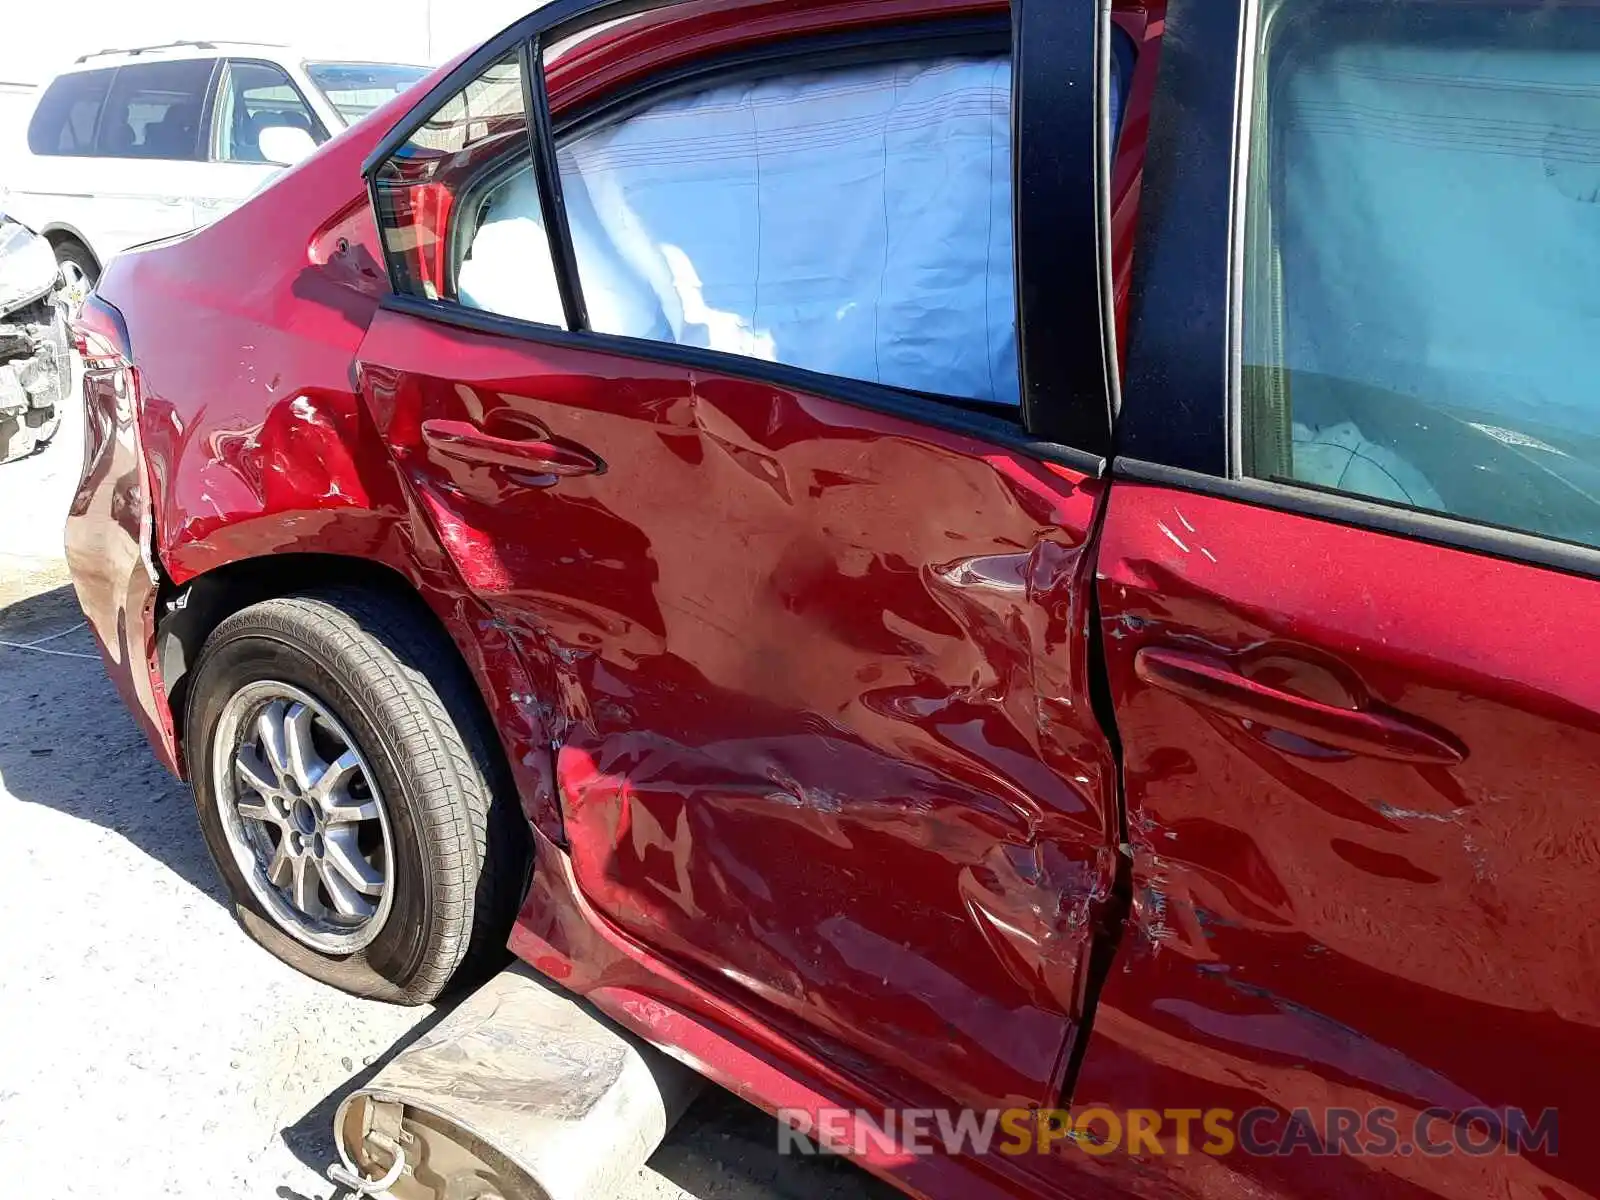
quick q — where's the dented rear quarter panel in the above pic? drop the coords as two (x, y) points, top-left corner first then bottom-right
(65, 348), (175, 770)
(82, 66), (565, 836)
(1078, 483), (1600, 1200)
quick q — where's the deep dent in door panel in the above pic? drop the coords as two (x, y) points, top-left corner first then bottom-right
(1075, 484), (1598, 1200)
(357, 306), (1121, 1113)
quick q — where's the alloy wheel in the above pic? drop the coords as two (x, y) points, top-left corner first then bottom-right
(56, 260), (91, 321)
(211, 681), (395, 953)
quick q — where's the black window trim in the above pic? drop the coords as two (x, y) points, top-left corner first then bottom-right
(523, 36), (587, 333)
(1115, 0), (1241, 476)
(1013, 0), (1121, 457)
(361, 0), (1120, 475)
(1116, 0), (1600, 581)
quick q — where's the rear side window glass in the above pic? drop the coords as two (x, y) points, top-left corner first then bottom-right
(27, 69), (115, 156)
(544, 54), (1020, 406)
(1239, 0), (1600, 549)
(215, 61), (325, 163)
(95, 59), (215, 160)
(373, 52), (564, 325)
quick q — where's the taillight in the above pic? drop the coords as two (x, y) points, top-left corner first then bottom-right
(72, 293), (133, 369)
(71, 293), (139, 470)
(374, 155), (457, 301)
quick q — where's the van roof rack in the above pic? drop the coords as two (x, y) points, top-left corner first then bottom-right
(74, 40), (283, 64)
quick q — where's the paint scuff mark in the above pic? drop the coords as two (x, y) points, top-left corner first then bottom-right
(1376, 803), (1468, 824)
(1156, 521), (1190, 553)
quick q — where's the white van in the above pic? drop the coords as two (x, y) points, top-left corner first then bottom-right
(0, 43), (428, 307)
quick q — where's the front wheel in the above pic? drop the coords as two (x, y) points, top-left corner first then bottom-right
(184, 588), (528, 1003)
(52, 238), (98, 319)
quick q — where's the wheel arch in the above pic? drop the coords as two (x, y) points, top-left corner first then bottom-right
(159, 552), (437, 735)
(154, 546), (564, 847)
(40, 224), (102, 272)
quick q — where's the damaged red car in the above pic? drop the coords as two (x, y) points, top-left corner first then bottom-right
(66, 0), (1600, 1195)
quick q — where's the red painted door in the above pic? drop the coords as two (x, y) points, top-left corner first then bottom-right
(358, 308), (1121, 1113)
(1075, 483), (1595, 1199)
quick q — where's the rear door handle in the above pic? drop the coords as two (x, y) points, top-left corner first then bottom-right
(420, 419), (604, 477)
(1133, 647), (1465, 765)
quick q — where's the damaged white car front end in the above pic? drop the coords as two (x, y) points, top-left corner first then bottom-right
(0, 213), (70, 462)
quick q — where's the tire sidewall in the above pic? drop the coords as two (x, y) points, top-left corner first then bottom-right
(54, 239), (99, 284)
(187, 625), (457, 1003)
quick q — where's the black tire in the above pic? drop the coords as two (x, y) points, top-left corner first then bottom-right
(184, 588), (529, 1003)
(52, 236), (99, 291)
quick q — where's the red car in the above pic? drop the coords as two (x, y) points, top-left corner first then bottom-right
(66, 0), (1597, 1196)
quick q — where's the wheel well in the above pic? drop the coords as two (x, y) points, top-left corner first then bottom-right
(161, 551), (537, 960)
(43, 229), (98, 270)
(159, 554), (466, 748)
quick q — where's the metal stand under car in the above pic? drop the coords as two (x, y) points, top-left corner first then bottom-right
(329, 964), (704, 1200)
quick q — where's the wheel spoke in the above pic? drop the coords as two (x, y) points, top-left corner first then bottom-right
(321, 865), (378, 919)
(266, 837), (295, 889)
(322, 826), (383, 896)
(323, 794), (381, 825)
(290, 853), (324, 917)
(313, 751), (367, 812)
(256, 702), (291, 783)
(283, 702), (322, 792)
(236, 794), (279, 824)
(234, 744), (277, 801)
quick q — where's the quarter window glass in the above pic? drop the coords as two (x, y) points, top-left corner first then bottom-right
(216, 61), (325, 163)
(26, 69), (115, 156)
(1241, 1), (1600, 548)
(96, 60), (215, 160)
(555, 56), (1020, 405)
(374, 53), (563, 324)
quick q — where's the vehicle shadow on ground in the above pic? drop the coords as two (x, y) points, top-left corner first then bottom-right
(0, 583), (226, 907)
(650, 1089), (905, 1200)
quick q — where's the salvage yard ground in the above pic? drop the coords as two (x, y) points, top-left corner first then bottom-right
(0, 391), (892, 1199)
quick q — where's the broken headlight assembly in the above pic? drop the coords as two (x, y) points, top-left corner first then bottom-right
(0, 213), (70, 463)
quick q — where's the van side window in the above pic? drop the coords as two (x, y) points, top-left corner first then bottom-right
(26, 69), (116, 157)
(1239, 1), (1600, 550)
(215, 61), (327, 163)
(95, 60), (216, 161)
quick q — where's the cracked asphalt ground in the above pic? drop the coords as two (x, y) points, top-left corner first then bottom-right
(0, 393), (895, 1199)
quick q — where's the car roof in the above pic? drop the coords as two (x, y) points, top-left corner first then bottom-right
(64, 41), (299, 69)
